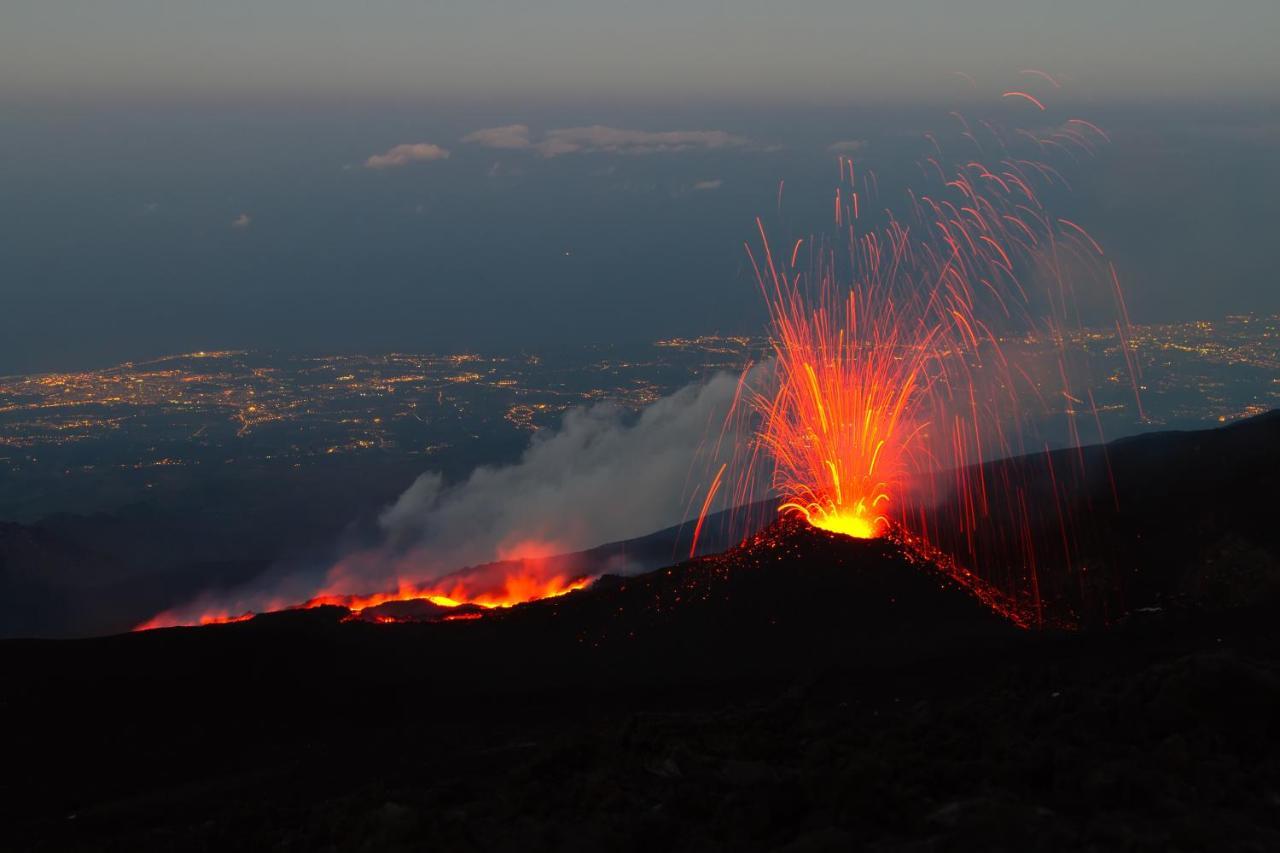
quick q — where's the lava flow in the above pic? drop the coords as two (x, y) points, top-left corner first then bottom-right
(301, 562), (593, 619)
(135, 554), (592, 630)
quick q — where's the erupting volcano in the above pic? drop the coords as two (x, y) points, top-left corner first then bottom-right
(137, 82), (1135, 634)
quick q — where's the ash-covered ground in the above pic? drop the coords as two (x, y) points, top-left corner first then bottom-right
(4, 413), (1280, 851)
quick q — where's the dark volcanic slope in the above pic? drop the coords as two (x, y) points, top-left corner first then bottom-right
(3, 523), (1016, 852)
(929, 410), (1280, 624)
(4, 414), (1280, 851)
(4, 522), (1280, 851)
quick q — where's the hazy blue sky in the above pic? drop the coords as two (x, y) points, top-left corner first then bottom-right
(0, 3), (1278, 372)
(4, 1), (1278, 103)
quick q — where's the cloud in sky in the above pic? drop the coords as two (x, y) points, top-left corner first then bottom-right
(462, 124), (750, 157)
(364, 142), (450, 169)
(230, 213), (252, 229)
(692, 179), (723, 191)
(827, 139), (867, 154)
(462, 124), (532, 149)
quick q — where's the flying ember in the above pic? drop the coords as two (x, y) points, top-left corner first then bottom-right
(719, 80), (1137, 623)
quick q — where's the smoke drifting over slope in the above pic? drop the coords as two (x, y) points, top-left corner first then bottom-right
(381, 371), (744, 560)
(144, 370), (757, 624)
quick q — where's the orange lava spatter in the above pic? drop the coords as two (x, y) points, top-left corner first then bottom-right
(709, 85), (1140, 627)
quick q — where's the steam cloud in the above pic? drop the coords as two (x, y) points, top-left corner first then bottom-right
(462, 124), (750, 158)
(827, 139), (867, 154)
(340, 370), (750, 589)
(461, 124), (533, 150)
(149, 370), (760, 622)
(365, 142), (451, 169)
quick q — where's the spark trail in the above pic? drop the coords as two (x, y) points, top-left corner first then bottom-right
(720, 81), (1138, 627)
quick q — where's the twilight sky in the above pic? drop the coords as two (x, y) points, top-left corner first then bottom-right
(0, 2), (1278, 372)
(4, 1), (1279, 103)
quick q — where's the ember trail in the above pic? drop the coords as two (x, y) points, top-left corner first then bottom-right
(716, 82), (1137, 627)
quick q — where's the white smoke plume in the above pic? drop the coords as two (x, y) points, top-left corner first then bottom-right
(461, 124), (751, 158)
(142, 370), (764, 625)
(344, 370), (752, 588)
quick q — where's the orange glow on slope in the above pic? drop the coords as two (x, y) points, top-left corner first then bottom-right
(299, 573), (591, 615)
(134, 555), (592, 630)
(181, 611), (255, 628)
(133, 607), (260, 630)
(285, 557), (594, 618)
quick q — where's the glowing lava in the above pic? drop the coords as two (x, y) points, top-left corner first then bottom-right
(135, 556), (592, 630)
(742, 214), (957, 547)
(712, 80), (1141, 626)
(302, 568), (592, 616)
(753, 273), (933, 543)
(789, 504), (880, 540)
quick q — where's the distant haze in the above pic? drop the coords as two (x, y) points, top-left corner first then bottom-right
(4, 1), (1278, 103)
(0, 2), (1278, 372)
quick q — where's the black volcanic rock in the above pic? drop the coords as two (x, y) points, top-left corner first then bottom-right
(242, 603), (350, 629)
(925, 409), (1280, 625)
(353, 597), (486, 623)
(7, 544), (1280, 851)
(0, 517), (271, 638)
(5, 413), (1280, 851)
(495, 516), (1024, 680)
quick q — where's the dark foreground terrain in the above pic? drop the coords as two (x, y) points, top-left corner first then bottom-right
(4, 414), (1280, 851)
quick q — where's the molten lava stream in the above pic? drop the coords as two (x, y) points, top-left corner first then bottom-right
(134, 562), (592, 630)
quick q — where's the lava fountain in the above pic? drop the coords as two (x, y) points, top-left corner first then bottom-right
(715, 79), (1139, 625)
(751, 231), (940, 541)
